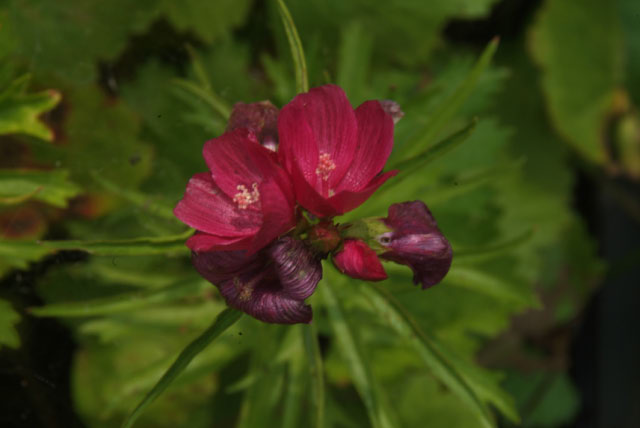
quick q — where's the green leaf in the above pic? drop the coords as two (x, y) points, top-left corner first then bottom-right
(3, 0), (158, 83)
(528, 0), (623, 164)
(160, 0), (252, 44)
(282, 329), (306, 428)
(322, 269), (398, 428)
(276, 0), (309, 93)
(30, 278), (207, 318)
(236, 325), (289, 428)
(0, 299), (21, 349)
(393, 38), (499, 160)
(283, 0), (499, 67)
(336, 20), (373, 104)
(0, 74), (61, 141)
(0, 169), (80, 207)
(302, 322), (325, 428)
(0, 229), (192, 260)
(121, 307), (243, 428)
(91, 171), (178, 222)
(381, 119), (478, 197)
(172, 78), (231, 120)
(366, 284), (519, 425)
(444, 265), (539, 308)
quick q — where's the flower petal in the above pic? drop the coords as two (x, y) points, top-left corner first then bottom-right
(203, 128), (285, 201)
(186, 233), (253, 252)
(279, 85), (358, 191)
(269, 237), (322, 300)
(328, 170), (398, 214)
(246, 178), (297, 254)
(335, 100), (394, 192)
(333, 239), (387, 281)
(174, 172), (261, 237)
(219, 276), (313, 324)
(192, 249), (254, 285)
(286, 160), (338, 217)
(380, 201), (453, 289)
(192, 239), (317, 324)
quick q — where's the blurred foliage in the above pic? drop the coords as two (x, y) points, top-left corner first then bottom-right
(1, 0), (639, 427)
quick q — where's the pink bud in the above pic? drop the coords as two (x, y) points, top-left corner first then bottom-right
(333, 239), (387, 281)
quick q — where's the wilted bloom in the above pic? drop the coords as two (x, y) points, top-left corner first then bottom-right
(227, 101), (279, 151)
(174, 128), (296, 254)
(378, 201), (452, 288)
(192, 237), (321, 324)
(379, 100), (404, 124)
(278, 85), (397, 217)
(333, 239), (387, 281)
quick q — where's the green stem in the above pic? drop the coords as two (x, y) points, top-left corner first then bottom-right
(276, 0), (309, 93)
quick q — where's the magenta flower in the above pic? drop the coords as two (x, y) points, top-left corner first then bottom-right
(333, 239), (387, 281)
(192, 237), (321, 324)
(379, 201), (453, 288)
(174, 128), (296, 254)
(278, 85), (397, 217)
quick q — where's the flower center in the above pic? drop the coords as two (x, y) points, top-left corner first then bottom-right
(233, 183), (260, 209)
(315, 152), (336, 181)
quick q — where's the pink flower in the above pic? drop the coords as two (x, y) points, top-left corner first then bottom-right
(333, 239), (387, 281)
(379, 201), (453, 288)
(278, 85), (397, 217)
(174, 128), (296, 254)
(192, 237), (322, 324)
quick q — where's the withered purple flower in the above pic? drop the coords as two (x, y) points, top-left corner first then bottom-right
(227, 101), (280, 151)
(192, 236), (321, 324)
(379, 201), (453, 288)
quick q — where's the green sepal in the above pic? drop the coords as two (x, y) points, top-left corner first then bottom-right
(341, 217), (392, 253)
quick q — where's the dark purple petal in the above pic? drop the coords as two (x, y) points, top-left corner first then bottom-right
(269, 236), (322, 300)
(380, 201), (452, 288)
(227, 101), (279, 150)
(191, 237), (321, 324)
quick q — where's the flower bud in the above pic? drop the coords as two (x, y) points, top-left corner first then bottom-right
(227, 101), (279, 151)
(378, 201), (452, 288)
(333, 239), (387, 281)
(307, 221), (341, 255)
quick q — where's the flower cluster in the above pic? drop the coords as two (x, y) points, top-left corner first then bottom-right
(174, 85), (452, 324)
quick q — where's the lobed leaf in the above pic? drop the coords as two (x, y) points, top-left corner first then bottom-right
(0, 169), (80, 207)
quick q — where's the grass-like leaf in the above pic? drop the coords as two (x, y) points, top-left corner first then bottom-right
(386, 119), (477, 186)
(398, 37), (499, 160)
(302, 322), (325, 428)
(322, 270), (397, 428)
(172, 78), (231, 120)
(91, 171), (179, 222)
(30, 278), (207, 318)
(276, 0), (309, 93)
(364, 285), (509, 428)
(121, 307), (243, 428)
(0, 229), (193, 259)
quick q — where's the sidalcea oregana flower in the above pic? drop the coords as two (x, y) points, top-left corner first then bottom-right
(278, 85), (398, 217)
(174, 85), (453, 324)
